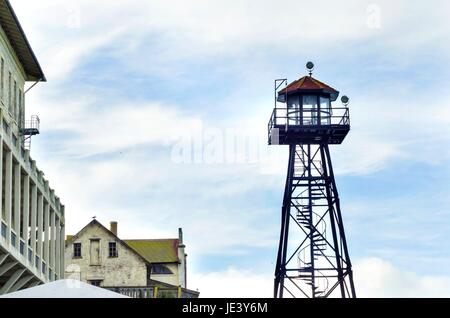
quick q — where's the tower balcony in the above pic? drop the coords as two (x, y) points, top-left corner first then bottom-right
(268, 107), (350, 145)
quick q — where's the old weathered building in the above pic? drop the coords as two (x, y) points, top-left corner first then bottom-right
(0, 0), (65, 295)
(65, 220), (198, 298)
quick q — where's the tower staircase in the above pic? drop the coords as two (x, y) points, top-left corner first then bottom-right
(296, 202), (329, 298)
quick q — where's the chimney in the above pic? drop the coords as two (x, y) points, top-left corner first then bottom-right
(177, 228), (187, 288)
(178, 228), (184, 245)
(110, 221), (118, 236)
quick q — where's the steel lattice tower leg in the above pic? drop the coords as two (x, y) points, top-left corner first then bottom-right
(274, 144), (356, 298)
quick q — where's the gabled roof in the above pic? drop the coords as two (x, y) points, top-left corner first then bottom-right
(67, 219), (180, 264)
(279, 76), (339, 101)
(0, 0), (45, 81)
(125, 239), (180, 264)
(66, 219), (152, 266)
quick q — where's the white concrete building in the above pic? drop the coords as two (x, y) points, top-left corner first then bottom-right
(0, 0), (65, 295)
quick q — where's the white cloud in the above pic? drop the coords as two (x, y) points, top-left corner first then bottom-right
(190, 268), (273, 298)
(191, 257), (450, 298)
(26, 93), (203, 156)
(354, 257), (450, 298)
(11, 0), (450, 81)
(13, 0), (450, 177)
(7, 1), (450, 296)
(36, 148), (281, 254)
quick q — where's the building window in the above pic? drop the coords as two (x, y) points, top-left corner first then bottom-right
(19, 90), (24, 128)
(150, 264), (173, 275)
(1, 222), (6, 238)
(13, 80), (16, 120)
(108, 242), (118, 258)
(18, 89), (22, 125)
(8, 72), (11, 113)
(88, 280), (103, 287)
(0, 58), (3, 100)
(73, 243), (82, 258)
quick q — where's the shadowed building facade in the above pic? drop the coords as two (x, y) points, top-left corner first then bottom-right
(0, 0), (65, 295)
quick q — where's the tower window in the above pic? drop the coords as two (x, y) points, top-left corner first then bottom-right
(73, 242), (82, 258)
(108, 242), (118, 258)
(302, 95), (318, 125)
(320, 96), (331, 125)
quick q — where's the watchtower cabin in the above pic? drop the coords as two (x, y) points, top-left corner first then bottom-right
(268, 70), (350, 145)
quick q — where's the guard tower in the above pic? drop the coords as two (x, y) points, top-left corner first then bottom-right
(268, 62), (356, 298)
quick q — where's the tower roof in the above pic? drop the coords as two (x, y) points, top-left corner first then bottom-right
(279, 76), (339, 101)
(0, 0), (46, 81)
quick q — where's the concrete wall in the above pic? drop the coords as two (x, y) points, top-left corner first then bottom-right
(0, 18), (65, 295)
(65, 222), (147, 287)
(0, 23), (26, 140)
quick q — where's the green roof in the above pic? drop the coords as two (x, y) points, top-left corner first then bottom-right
(124, 239), (179, 264)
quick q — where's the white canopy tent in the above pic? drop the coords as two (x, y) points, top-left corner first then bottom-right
(0, 279), (128, 298)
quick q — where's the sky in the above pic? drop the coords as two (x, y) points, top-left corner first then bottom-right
(9, 0), (450, 297)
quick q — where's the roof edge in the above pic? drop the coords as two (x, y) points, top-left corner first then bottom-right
(3, 0), (46, 81)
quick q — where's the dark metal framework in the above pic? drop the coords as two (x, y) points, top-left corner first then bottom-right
(20, 114), (40, 150)
(270, 79), (355, 298)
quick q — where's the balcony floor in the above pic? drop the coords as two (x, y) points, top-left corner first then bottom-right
(269, 124), (350, 145)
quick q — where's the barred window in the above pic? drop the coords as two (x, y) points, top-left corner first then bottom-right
(108, 242), (118, 258)
(73, 243), (82, 258)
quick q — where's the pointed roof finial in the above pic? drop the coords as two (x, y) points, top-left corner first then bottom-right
(306, 61), (314, 76)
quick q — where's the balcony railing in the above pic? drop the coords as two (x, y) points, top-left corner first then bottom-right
(269, 107), (349, 130)
(268, 107), (350, 144)
(104, 286), (200, 298)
